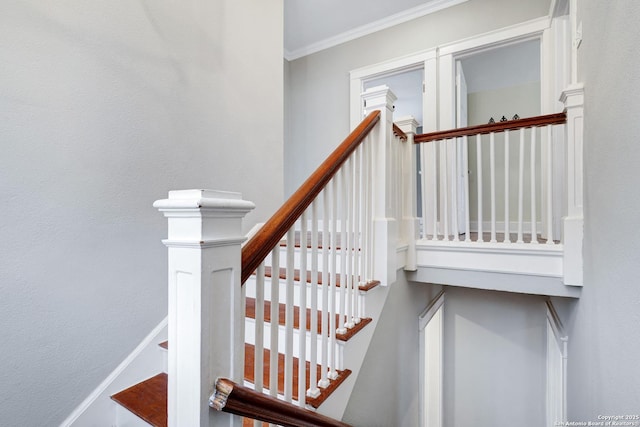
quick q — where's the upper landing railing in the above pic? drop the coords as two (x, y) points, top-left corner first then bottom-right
(414, 112), (567, 246)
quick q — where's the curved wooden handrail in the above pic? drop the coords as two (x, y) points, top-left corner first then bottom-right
(211, 378), (352, 427)
(241, 110), (381, 284)
(414, 112), (566, 144)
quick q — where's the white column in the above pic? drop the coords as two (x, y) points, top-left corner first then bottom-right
(396, 116), (420, 271)
(362, 85), (398, 285)
(560, 84), (584, 286)
(154, 189), (255, 427)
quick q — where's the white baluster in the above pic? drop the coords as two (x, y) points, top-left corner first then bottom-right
(345, 157), (355, 330)
(353, 145), (362, 323)
(269, 246), (280, 397)
(452, 139), (460, 242)
(504, 130), (511, 243)
(420, 142), (428, 240)
(442, 140), (449, 241)
(476, 134), (484, 242)
(328, 176), (338, 380)
(338, 169), (347, 335)
(463, 136), (471, 242)
(307, 202), (320, 398)
(490, 132), (497, 243)
(432, 142), (438, 241)
(254, 262), (265, 398)
(517, 129), (525, 244)
(319, 189), (329, 389)
(284, 228), (295, 402)
(298, 213), (308, 406)
(546, 125), (555, 245)
(530, 126), (538, 244)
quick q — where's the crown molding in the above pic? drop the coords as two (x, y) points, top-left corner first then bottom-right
(284, 0), (469, 61)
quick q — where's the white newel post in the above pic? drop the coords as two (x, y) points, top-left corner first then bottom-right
(154, 190), (255, 427)
(560, 84), (584, 286)
(396, 116), (420, 271)
(362, 85), (398, 285)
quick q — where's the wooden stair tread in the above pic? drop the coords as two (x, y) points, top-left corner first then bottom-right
(111, 373), (167, 427)
(243, 343), (351, 409)
(113, 345), (350, 425)
(261, 266), (380, 292)
(245, 297), (371, 341)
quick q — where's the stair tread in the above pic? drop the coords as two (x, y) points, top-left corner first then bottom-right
(113, 346), (350, 426)
(244, 343), (351, 409)
(111, 373), (167, 427)
(261, 266), (380, 291)
(245, 297), (372, 341)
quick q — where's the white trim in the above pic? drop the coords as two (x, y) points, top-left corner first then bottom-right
(285, 0), (468, 61)
(350, 50), (437, 80)
(419, 291), (444, 427)
(416, 240), (563, 278)
(418, 290), (445, 330)
(545, 300), (568, 426)
(438, 16), (550, 56)
(60, 317), (168, 426)
(350, 49), (437, 130)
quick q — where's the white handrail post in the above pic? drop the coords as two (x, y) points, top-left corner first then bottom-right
(154, 189), (255, 427)
(362, 85), (398, 285)
(560, 83), (584, 286)
(396, 116), (420, 271)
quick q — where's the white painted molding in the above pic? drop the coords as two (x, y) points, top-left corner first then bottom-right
(285, 0), (468, 61)
(419, 291), (445, 427)
(350, 49), (436, 131)
(415, 240), (563, 278)
(546, 300), (568, 426)
(60, 318), (168, 426)
(438, 16), (550, 56)
(560, 83), (584, 286)
(419, 290), (445, 330)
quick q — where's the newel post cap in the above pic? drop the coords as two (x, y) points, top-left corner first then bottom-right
(153, 189), (255, 216)
(154, 189), (255, 245)
(362, 84), (397, 112)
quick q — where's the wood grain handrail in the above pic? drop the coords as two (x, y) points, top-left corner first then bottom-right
(241, 110), (381, 284)
(211, 378), (352, 427)
(393, 123), (407, 141)
(414, 112), (566, 143)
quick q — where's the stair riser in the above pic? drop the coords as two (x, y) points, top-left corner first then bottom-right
(245, 277), (366, 317)
(245, 318), (345, 370)
(265, 246), (367, 278)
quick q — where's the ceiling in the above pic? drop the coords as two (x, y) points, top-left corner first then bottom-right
(284, 0), (468, 60)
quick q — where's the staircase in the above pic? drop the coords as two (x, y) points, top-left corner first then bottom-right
(96, 89), (408, 427)
(110, 258), (383, 425)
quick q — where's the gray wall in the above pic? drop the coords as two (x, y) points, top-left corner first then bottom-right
(0, 2), (283, 425)
(285, 0), (550, 196)
(558, 0), (640, 419)
(443, 287), (547, 427)
(342, 276), (440, 427)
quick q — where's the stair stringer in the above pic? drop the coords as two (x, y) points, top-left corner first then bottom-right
(60, 317), (168, 426)
(313, 279), (392, 420)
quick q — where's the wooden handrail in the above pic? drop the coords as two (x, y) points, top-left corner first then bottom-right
(414, 112), (566, 143)
(241, 110), (381, 284)
(211, 378), (352, 427)
(393, 123), (407, 141)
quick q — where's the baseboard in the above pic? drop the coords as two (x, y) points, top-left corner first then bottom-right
(60, 317), (168, 426)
